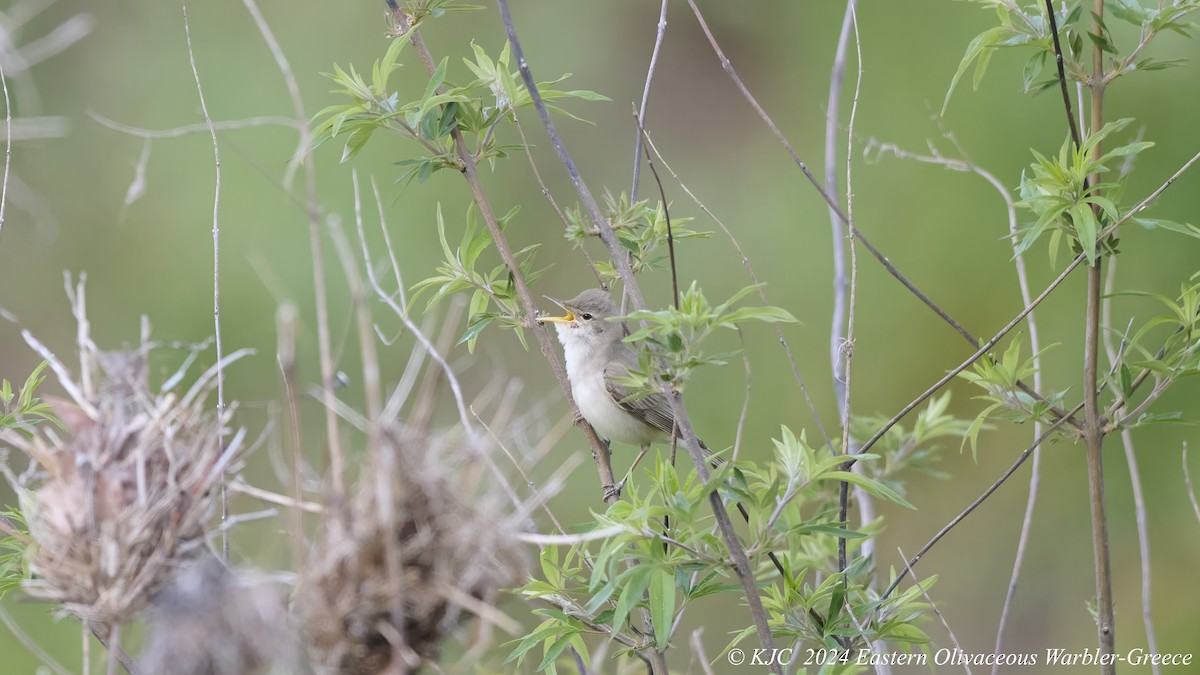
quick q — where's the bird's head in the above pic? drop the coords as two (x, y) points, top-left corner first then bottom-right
(537, 288), (621, 350)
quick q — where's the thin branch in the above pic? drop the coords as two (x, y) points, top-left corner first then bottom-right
(474, 407), (573, 537)
(981, 126), (1047, 667)
(229, 477), (324, 514)
(1043, 0), (1082, 147)
(0, 55), (11, 240)
(835, 0), (862, 589)
(88, 112), (298, 139)
(866, 137), (1081, 431)
(1101, 257), (1160, 675)
(864, 127), (1053, 670)
(91, 624), (136, 675)
(630, 0), (668, 203)
(1082, 1), (1116, 664)
(275, 302), (307, 568)
(897, 549), (972, 675)
(1184, 443), (1200, 526)
(689, 629), (717, 675)
(182, 0), (227, 561)
(826, 0), (856, 413)
(733, 329), (750, 462)
(346, 172), (384, 424)
(634, 110), (678, 307)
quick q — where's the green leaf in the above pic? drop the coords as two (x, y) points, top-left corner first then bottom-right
(722, 305), (798, 326)
(821, 471), (915, 509)
(536, 634), (576, 672)
(421, 57), (448, 105)
(1135, 218), (1200, 240)
(373, 32), (414, 94)
(1021, 51), (1046, 93)
(1071, 202), (1099, 265)
(649, 568), (675, 649)
(942, 26), (1007, 115)
(884, 623), (932, 644)
(611, 565), (653, 634)
(458, 314), (495, 352)
(340, 125), (376, 163)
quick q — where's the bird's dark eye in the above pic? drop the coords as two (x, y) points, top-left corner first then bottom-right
(581, 313), (593, 321)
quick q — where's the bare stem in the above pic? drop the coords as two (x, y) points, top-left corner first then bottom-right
(0, 55), (11, 240)
(835, 0), (862, 603)
(1083, 1), (1116, 665)
(1101, 259), (1161, 674)
(181, 1), (227, 561)
(630, 0), (669, 203)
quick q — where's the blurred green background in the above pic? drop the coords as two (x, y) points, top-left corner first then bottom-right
(1, 0), (1199, 672)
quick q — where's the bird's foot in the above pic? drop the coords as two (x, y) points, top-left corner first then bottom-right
(602, 481), (624, 502)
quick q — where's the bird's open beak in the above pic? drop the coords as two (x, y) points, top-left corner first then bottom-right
(536, 296), (575, 324)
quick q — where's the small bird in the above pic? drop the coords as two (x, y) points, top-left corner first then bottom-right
(537, 288), (715, 499)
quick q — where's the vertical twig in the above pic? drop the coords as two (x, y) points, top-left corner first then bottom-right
(825, 6), (870, 581)
(835, 0), (862, 591)
(984, 130), (1048, 666)
(1083, 1), (1116, 665)
(1101, 258), (1160, 675)
(1044, 1), (1082, 148)
(826, 0), (856, 412)
(690, 629), (717, 675)
(634, 112), (678, 308)
(0, 56), (11, 240)
(1183, 443), (1200, 525)
(510, 117), (602, 286)
(897, 549), (972, 675)
(630, 0), (668, 203)
(181, 1), (227, 561)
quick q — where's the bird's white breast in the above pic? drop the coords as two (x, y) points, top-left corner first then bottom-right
(560, 329), (659, 447)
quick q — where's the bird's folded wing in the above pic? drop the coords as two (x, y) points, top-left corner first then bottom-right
(604, 368), (716, 460)
(603, 370), (676, 437)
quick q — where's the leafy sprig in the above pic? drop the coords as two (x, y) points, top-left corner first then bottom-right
(616, 283), (796, 397)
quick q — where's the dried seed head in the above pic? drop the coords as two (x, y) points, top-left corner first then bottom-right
(7, 346), (234, 629)
(300, 427), (526, 674)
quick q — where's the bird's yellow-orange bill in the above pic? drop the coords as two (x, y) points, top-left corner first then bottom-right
(537, 296), (574, 323)
(537, 311), (574, 324)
